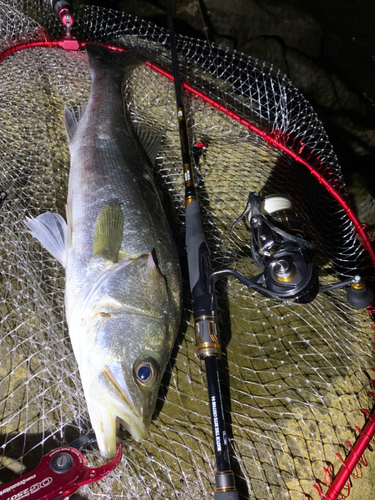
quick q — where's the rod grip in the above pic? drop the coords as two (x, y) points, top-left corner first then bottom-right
(185, 199), (207, 293)
(215, 468), (239, 500)
(214, 492), (239, 500)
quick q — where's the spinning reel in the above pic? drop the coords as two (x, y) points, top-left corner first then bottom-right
(224, 191), (373, 308)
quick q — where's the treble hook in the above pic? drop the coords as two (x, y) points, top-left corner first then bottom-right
(0, 191), (7, 209)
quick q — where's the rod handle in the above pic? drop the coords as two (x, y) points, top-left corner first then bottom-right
(214, 493), (239, 500)
(185, 199), (207, 293)
(214, 470), (238, 499)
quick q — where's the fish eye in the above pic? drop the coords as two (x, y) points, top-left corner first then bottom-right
(134, 358), (157, 387)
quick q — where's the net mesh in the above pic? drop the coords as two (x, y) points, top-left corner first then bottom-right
(0, 1), (374, 499)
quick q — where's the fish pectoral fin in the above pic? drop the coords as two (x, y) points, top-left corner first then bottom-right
(134, 124), (162, 166)
(93, 200), (124, 262)
(25, 212), (68, 267)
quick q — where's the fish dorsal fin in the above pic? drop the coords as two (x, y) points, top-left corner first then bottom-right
(64, 104), (87, 143)
(134, 124), (162, 166)
(25, 212), (68, 267)
(93, 200), (124, 262)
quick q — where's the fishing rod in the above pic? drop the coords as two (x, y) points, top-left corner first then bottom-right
(166, 3), (373, 496)
(163, 14), (373, 309)
(167, 3), (239, 499)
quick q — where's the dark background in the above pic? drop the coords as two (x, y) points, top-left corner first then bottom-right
(81, 0), (375, 220)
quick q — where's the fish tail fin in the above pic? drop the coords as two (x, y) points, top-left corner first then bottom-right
(85, 43), (150, 82)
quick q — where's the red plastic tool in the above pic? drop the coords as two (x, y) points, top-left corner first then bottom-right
(0, 443), (121, 500)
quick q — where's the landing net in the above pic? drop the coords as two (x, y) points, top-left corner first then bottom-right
(0, 1), (374, 499)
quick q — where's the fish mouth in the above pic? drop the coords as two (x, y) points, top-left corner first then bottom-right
(103, 366), (147, 440)
(90, 364), (147, 448)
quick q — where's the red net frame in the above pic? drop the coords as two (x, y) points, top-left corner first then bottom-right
(0, 8), (375, 500)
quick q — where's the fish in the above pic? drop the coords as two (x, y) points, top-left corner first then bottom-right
(4, 34), (374, 500)
(25, 43), (182, 458)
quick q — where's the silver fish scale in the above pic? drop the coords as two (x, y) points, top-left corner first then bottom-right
(58, 46), (182, 457)
(67, 99), (181, 321)
(67, 80), (171, 266)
